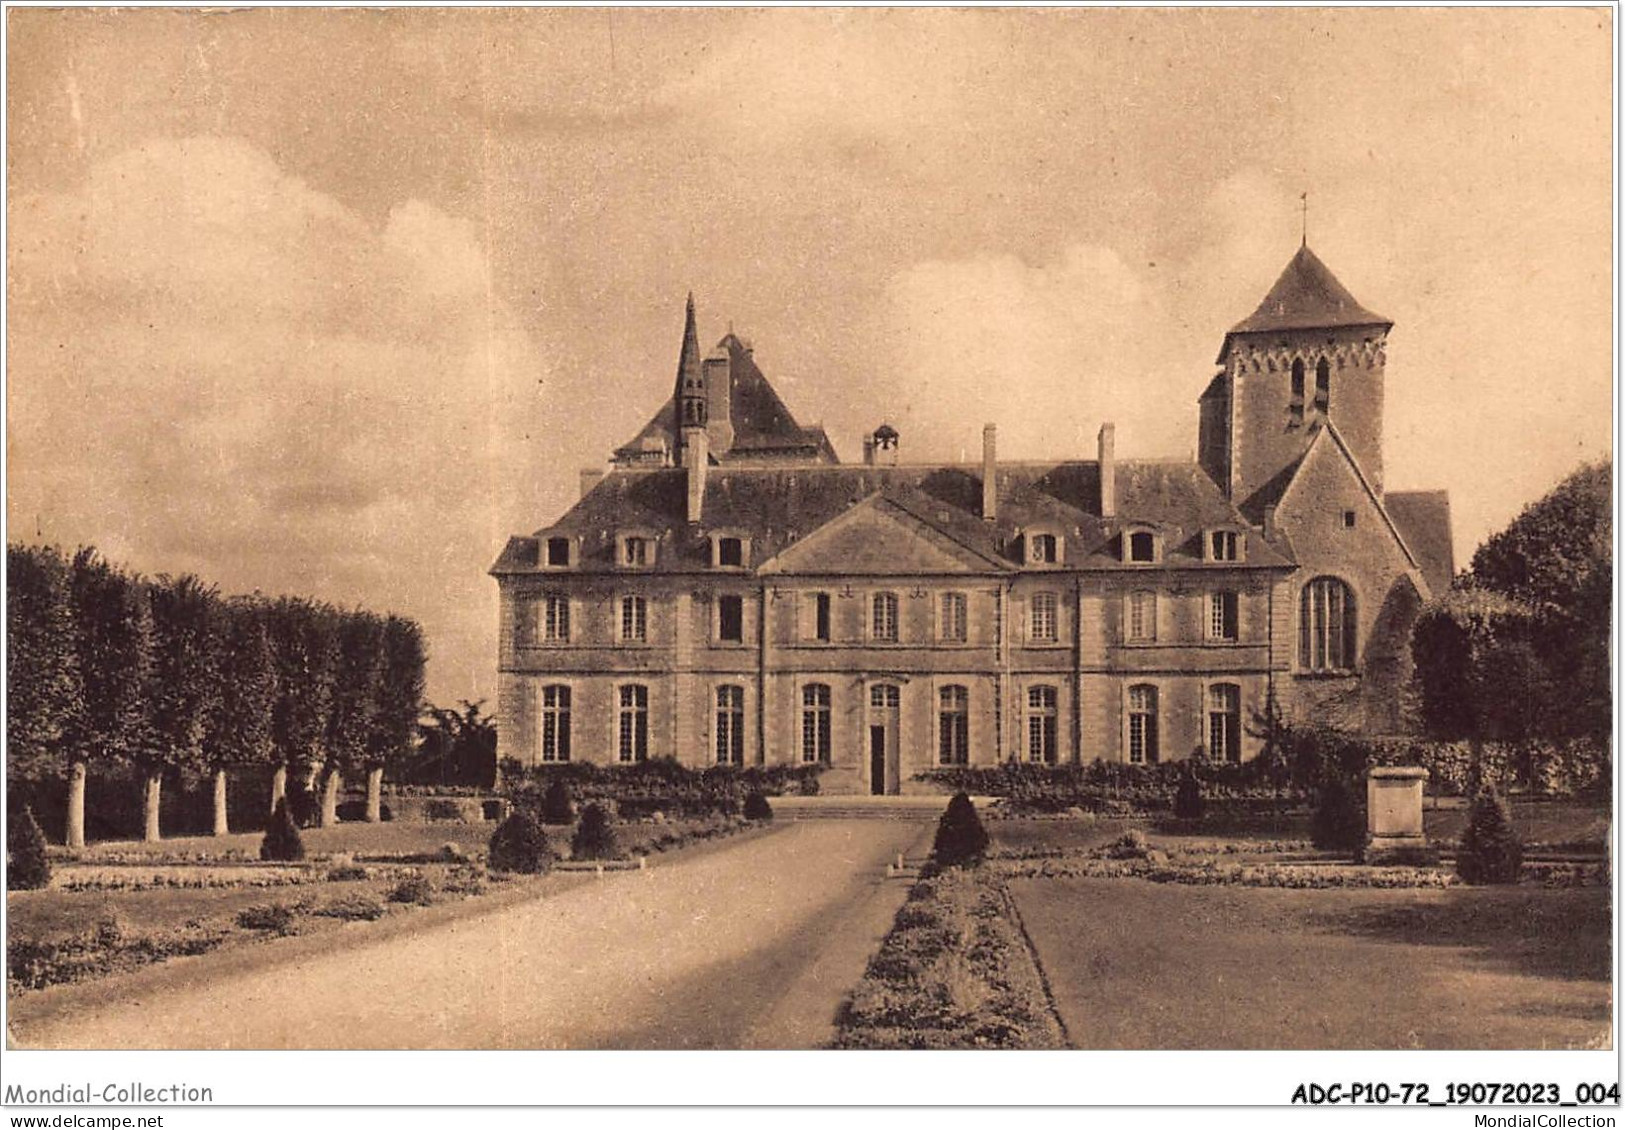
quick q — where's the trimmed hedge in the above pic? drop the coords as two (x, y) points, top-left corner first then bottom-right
(743, 791), (774, 822)
(510, 758), (822, 820)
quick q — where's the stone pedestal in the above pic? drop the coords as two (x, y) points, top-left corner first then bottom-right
(1361, 766), (1436, 865)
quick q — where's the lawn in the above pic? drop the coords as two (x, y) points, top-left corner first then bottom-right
(10, 813), (757, 993)
(990, 798), (1610, 857)
(1011, 877), (1611, 1049)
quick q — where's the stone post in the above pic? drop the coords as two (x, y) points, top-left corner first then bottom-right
(1362, 766), (1435, 864)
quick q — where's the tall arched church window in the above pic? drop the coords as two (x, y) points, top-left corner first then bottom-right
(1314, 357), (1331, 413)
(1299, 577), (1357, 671)
(1290, 358), (1305, 424)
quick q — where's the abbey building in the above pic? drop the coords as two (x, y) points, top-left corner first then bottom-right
(491, 245), (1453, 792)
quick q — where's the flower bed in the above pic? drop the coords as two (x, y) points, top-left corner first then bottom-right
(832, 866), (1064, 1049)
(997, 856), (1460, 889)
(56, 865), (323, 892)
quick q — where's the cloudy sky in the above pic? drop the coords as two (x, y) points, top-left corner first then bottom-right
(7, 8), (1612, 704)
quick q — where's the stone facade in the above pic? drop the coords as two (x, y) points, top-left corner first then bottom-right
(491, 245), (1455, 793)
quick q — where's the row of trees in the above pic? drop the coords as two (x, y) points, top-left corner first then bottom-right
(8, 543), (426, 845)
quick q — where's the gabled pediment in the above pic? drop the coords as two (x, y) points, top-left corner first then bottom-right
(1274, 422), (1420, 575)
(759, 494), (1008, 576)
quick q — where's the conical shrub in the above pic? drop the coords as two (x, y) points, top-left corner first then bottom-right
(932, 792), (990, 868)
(571, 802), (619, 861)
(260, 798), (306, 862)
(7, 805), (51, 890)
(743, 790), (774, 821)
(1311, 776), (1365, 851)
(489, 809), (555, 874)
(1173, 769), (1204, 821)
(1456, 784), (1523, 884)
(540, 778), (574, 826)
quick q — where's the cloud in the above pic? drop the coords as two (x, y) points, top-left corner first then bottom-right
(7, 136), (549, 702)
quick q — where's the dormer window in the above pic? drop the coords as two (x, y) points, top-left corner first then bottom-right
(1206, 530), (1242, 563)
(618, 533), (656, 568)
(1022, 527), (1064, 567)
(711, 534), (749, 569)
(545, 536), (574, 568)
(1124, 529), (1159, 564)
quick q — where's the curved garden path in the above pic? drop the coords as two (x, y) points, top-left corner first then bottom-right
(9, 819), (929, 1050)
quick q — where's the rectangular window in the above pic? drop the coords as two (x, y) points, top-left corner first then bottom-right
(514, 598), (540, 647)
(543, 595), (570, 642)
(623, 537), (649, 567)
(814, 592), (831, 641)
(620, 595), (647, 642)
(872, 592), (899, 642)
(1128, 590), (1156, 642)
(717, 595), (744, 643)
(939, 685), (969, 766)
(1128, 685), (1159, 765)
(1209, 531), (1238, 561)
(715, 685), (745, 766)
(801, 684), (831, 763)
(1026, 686), (1057, 764)
(540, 685), (571, 762)
(718, 537), (744, 567)
(617, 684), (648, 763)
(1030, 591), (1058, 643)
(939, 592), (968, 642)
(1030, 533), (1058, 564)
(1208, 591), (1239, 641)
(1208, 684), (1241, 764)
(546, 537), (571, 567)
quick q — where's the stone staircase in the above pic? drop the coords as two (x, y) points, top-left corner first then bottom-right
(769, 795), (981, 821)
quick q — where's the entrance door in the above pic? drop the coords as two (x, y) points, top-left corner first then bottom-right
(868, 683), (900, 796)
(869, 726), (886, 796)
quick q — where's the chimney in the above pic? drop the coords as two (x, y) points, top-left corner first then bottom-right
(862, 434), (877, 465)
(872, 423), (900, 467)
(1098, 423), (1116, 519)
(704, 347), (733, 455)
(579, 467), (605, 499)
(683, 426), (709, 523)
(982, 424), (998, 521)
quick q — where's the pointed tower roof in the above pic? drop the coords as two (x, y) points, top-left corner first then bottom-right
(673, 291), (702, 403)
(1230, 244), (1390, 335)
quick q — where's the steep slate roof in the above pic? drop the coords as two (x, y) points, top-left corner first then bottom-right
(1218, 245), (1391, 363)
(612, 326), (835, 464)
(491, 459), (1296, 576)
(1386, 490), (1456, 596)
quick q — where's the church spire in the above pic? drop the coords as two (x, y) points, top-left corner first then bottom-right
(675, 292), (707, 460)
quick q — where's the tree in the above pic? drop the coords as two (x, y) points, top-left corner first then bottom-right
(540, 778), (574, 825)
(269, 597), (339, 827)
(67, 549), (155, 846)
(368, 615), (426, 821)
(7, 545), (84, 843)
(323, 611), (384, 827)
(203, 598), (278, 836)
(1466, 460), (1610, 740)
(1412, 587), (1543, 783)
(142, 574), (220, 842)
